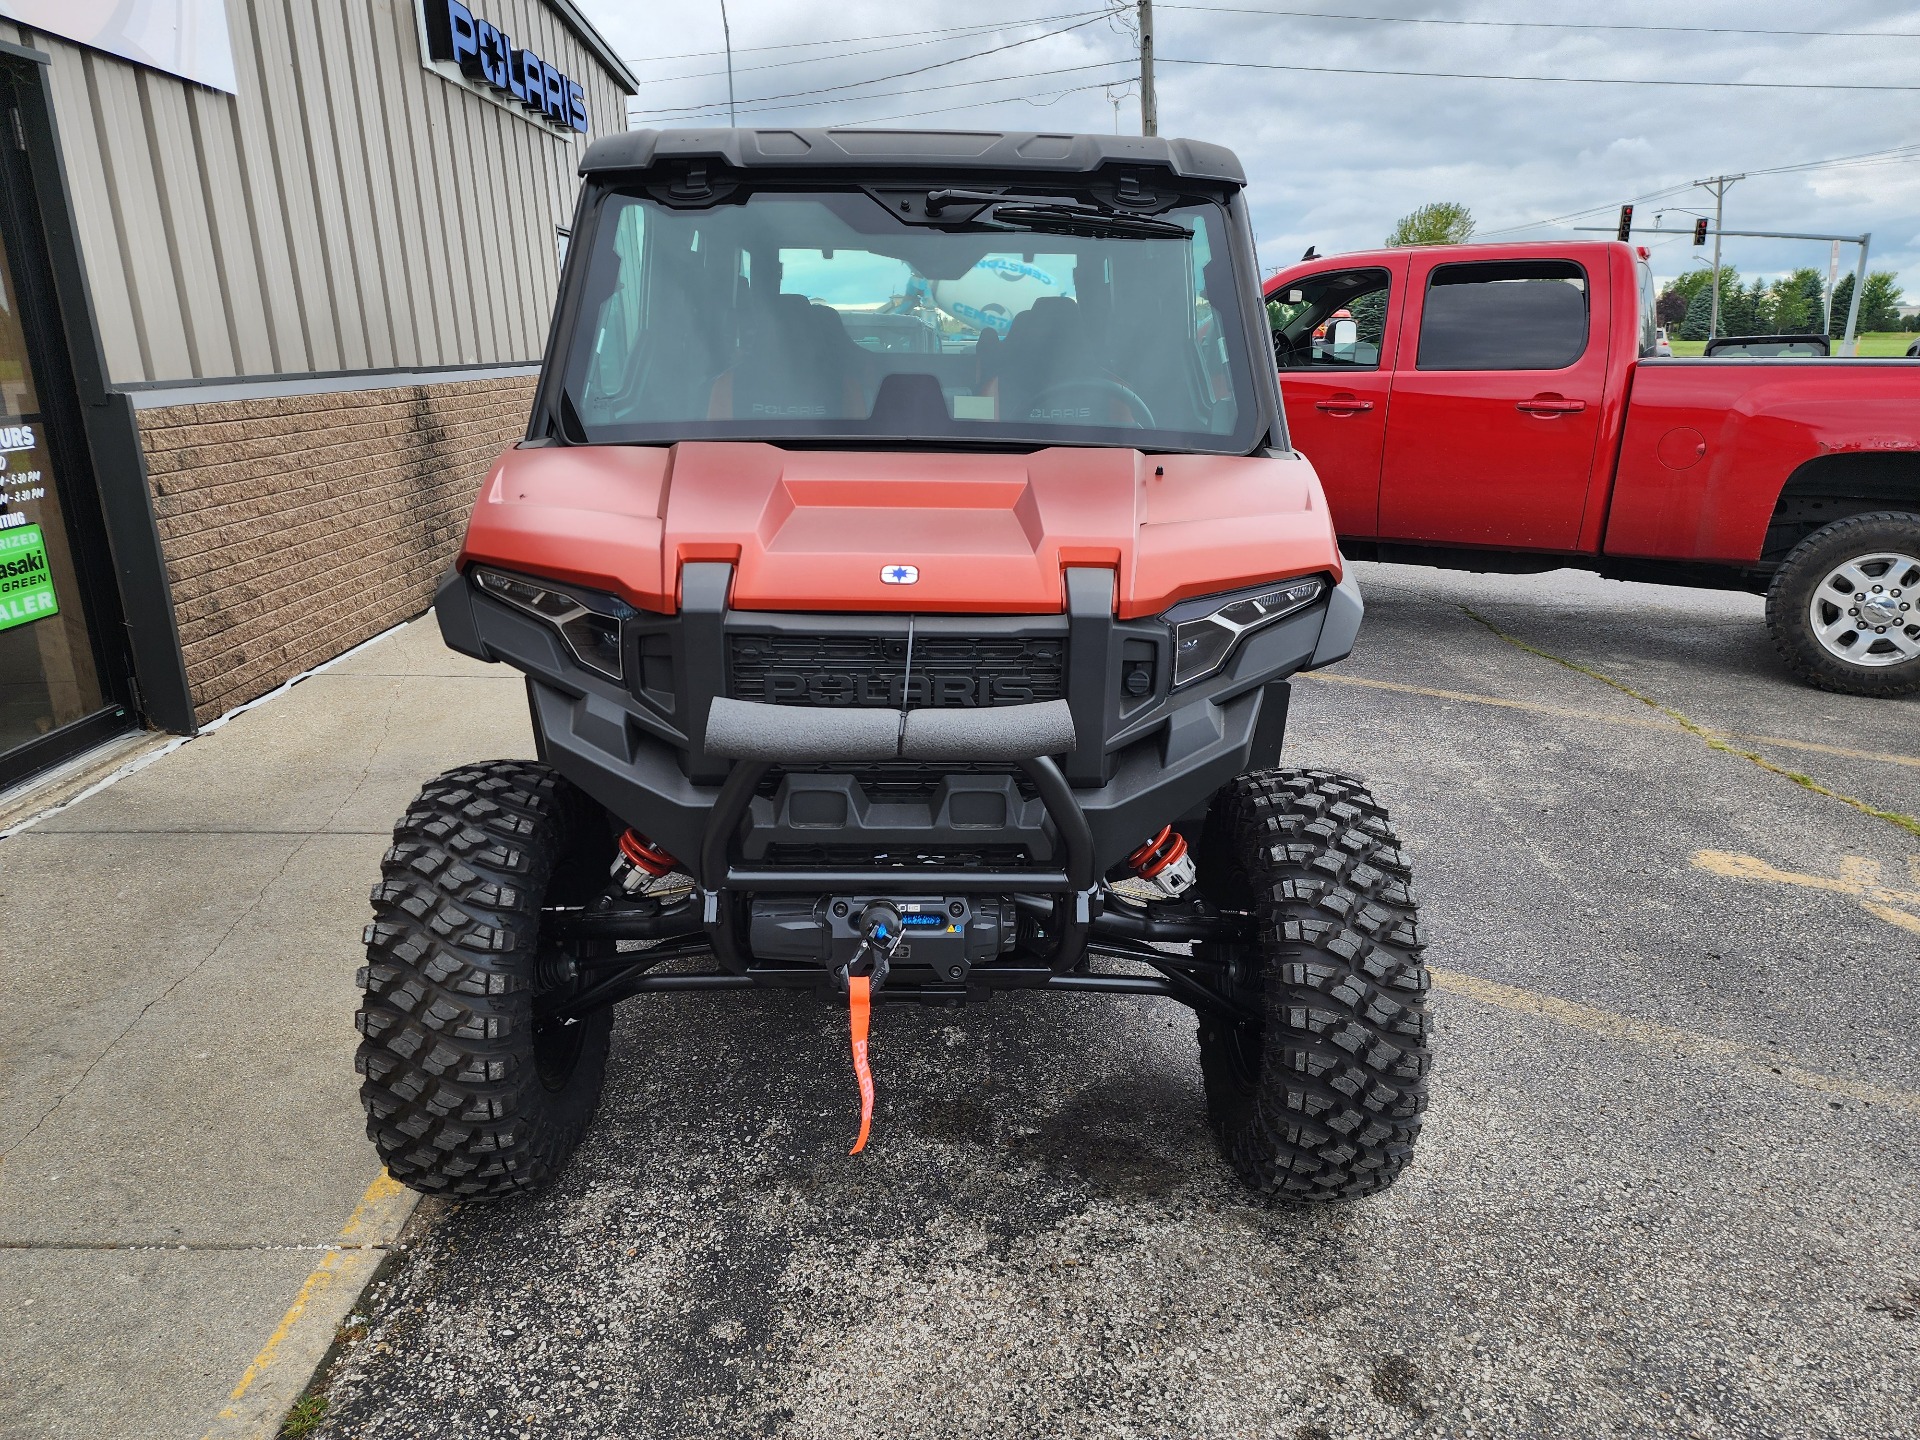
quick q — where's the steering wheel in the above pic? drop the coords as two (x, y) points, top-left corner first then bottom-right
(1022, 379), (1156, 429)
(1274, 330), (1313, 368)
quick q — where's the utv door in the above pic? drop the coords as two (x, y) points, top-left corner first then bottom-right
(1269, 259), (1406, 538)
(1376, 255), (1609, 551)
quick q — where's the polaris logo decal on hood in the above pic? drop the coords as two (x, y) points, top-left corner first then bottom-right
(881, 564), (919, 585)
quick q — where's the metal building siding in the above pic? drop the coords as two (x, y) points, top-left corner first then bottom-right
(6, 0), (628, 385)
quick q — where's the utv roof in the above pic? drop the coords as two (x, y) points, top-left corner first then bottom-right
(580, 128), (1247, 186)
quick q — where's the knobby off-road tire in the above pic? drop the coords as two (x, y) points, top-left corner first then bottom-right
(356, 760), (612, 1199)
(1195, 769), (1430, 1201)
(1766, 511), (1920, 697)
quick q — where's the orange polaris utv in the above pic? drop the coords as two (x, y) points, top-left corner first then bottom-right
(355, 129), (1429, 1202)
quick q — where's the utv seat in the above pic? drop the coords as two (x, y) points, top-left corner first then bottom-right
(709, 293), (865, 420)
(994, 295), (1144, 426)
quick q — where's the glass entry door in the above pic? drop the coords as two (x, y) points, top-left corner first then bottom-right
(0, 66), (132, 787)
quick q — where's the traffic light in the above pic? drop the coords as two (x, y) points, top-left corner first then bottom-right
(1693, 217), (1709, 246)
(1616, 205), (1634, 242)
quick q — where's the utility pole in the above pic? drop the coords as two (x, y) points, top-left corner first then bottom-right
(719, 0), (737, 126)
(1137, 0), (1157, 137)
(1695, 174), (1742, 337)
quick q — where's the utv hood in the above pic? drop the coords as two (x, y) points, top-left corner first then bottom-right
(458, 442), (1339, 619)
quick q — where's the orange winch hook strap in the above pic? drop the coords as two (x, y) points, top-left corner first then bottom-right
(848, 974), (875, 1155)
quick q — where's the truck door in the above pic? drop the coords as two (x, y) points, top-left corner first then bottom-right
(1377, 255), (1609, 551)
(1269, 259), (1406, 538)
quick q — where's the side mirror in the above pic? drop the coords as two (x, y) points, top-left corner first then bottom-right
(1330, 318), (1358, 348)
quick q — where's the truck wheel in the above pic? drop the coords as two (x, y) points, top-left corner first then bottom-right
(355, 759), (613, 1199)
(1195, 770), (1429, 1201)
(1767, 511), (1920, 697)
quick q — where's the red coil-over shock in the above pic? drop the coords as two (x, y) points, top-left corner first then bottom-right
(1124, 825), (1197, 900)
(610, 829), (681, 896)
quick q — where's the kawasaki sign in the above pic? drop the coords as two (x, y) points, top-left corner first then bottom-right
(422, 0), (590, 134)
(0, 524), (58, 634)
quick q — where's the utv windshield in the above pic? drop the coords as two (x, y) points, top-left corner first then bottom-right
(561, 188), (1257, 452)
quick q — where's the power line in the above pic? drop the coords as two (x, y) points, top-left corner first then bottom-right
(1156, 55), (1920, 92)
(630, 13), (1117, 119)
(631, 60), (1136, 125)
(1479, 184), (1700, 239)
(1158, 4), (1920, 41)
(625, 11), (1110, 65)
(835, 77), (1127, 129)
(633, 12), (1115, 86)
(1481, 140), (1920, 239)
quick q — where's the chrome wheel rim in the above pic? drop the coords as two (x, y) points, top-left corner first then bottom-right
(1808, 551), (1920, 667)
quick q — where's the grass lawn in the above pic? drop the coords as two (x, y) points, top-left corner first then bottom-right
(1667, 332), (1916, 357)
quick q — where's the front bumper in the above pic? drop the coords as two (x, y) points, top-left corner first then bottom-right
(435, 561), (1361, 879)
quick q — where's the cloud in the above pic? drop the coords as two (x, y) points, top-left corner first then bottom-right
(587, 0), (1920, 306)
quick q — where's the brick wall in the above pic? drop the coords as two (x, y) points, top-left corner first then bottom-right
(138, 373), (536, 724)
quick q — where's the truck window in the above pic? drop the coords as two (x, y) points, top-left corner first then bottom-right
(1270, 268), (1389, 370)
(1635, 257), (1659, 357)
(1416, 260), (1588, 371)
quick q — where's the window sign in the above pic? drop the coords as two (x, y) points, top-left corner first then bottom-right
(419, 0), (589, 134)
(0, 523), (57, 632)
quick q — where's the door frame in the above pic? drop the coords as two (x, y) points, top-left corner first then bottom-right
(0, 40), (195, 787)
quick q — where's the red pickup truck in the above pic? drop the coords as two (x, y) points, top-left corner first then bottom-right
(1265, 240), (1920, 696)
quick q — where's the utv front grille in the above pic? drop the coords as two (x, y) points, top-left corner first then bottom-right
(728, 632), (1066, 708)
(754, 762), (1042, 804)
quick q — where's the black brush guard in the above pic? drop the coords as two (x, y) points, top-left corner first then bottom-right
(539, 703), (1255, 1023)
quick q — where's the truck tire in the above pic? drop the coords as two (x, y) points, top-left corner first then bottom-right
(355, 759), (612, 1199)
(1767, 511), (1920, 697)
(1195, 769), (1429, 1201)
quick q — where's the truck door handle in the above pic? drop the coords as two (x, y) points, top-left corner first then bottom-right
(1516, 397), (1586, 415)
(1314, 396), (1375, 414)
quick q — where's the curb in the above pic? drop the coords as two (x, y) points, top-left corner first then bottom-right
(197, 1174), (419, 1440)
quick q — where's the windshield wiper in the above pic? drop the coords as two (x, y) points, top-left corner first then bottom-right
(922, 188), (1192, 240)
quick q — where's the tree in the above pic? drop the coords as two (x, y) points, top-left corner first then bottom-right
(1719, 278), (1765, 337)
(1655, 287), (1690, 327)
(1385, 202), (1474, 247)
(1860, 271), (1905, 332)
(1767, 268), (1825, 334)
(1671, 266), (1743, 338)
(1678, 286), (1714, 341)
(1665, 268), (1718, 305)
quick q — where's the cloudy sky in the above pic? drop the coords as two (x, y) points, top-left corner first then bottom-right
(580, 0), (1920, 306)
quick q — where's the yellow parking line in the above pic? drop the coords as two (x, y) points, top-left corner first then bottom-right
(1305, 672), (1675, 730)
(1432, 967), (1920, 1119)
(1304, 672), (1920, 770)
(199, 1171), (414, 1440)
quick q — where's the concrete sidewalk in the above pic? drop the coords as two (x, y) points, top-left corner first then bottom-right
(1, 618), (529, 1440)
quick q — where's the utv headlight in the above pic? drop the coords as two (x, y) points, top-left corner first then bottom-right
(471, 566), (630, 682)
(1168, 576), (1326, 688)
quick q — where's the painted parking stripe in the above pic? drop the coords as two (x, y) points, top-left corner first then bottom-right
(1304, 672), (1920, 771)
(1433, 968), (1920, 1120)
(198, 1171), (416, 1440)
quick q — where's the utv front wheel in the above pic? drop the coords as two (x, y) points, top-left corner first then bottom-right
(1766, 511), (1920, 697)
(355, 760), (612, 1198)
(1196, 770), (1429, 1200)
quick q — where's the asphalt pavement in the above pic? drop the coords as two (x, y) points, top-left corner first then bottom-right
(44, 562), (1920, 1440)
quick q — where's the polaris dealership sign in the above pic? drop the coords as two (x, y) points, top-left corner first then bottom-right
(420, 0), (590, 134)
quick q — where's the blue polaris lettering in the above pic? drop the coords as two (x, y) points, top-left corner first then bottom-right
(426, 0), (589, 133)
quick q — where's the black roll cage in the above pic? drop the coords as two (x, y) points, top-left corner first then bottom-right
(527, 141), (1288, 456)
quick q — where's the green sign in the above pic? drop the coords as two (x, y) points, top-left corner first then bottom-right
(0, 524), (59, 632)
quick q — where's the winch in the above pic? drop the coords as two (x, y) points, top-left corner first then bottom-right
(746, 894), (1018, 982)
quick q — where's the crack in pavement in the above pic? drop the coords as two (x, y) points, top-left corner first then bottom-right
(0, 835), (315, 1164)
(1459, 605), (1920, 839)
